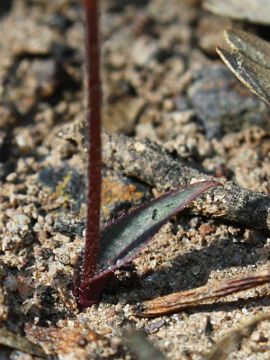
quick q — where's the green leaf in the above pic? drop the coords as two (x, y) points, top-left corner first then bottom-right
(77, 180), (221, 308)
(98, 180), (220, 272)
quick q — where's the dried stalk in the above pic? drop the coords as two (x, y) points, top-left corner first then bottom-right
(103, 132), (270, 233)
(136, 269), (270, 317)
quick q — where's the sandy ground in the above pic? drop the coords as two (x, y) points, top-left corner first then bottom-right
(1, 0), (270, 359)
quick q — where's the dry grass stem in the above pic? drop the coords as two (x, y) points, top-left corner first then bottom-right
(138, 269), (270, 317)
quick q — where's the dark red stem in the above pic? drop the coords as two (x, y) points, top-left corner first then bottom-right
(76, 0), (102, 309)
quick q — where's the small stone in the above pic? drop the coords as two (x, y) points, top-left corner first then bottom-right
(6, 172), (17, 183)
(199, 223), (216, 236)
(6, 213), (31, 235)
(189, 217), (200, 229)
(17, 276), (35, 299)
(37, 215), (45, 226)
(10, 350), (34, 360)
(163, 99), (174, 111)
(103, 97), (145, 134)
(132, 37), (158, 66)
(110, 52), (126, 69)
(45, 214), (54, 226)
(0, 264), (6, 279)
(204, 0), (270, 25)
(144, 319), (165, 334)
(171, 110), (194, 125)
(188, 64), (268, 138)
(37, 231), (49, 244)
(3, 275), (18, 292)
(197, 14), (230, 56)
(191, 265), (201, 276)
(15, 130), (35, 154)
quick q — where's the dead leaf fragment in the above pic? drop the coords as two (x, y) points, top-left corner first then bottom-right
(225, 28), (270, 69)
(138, 269), (270, 316)
(217, 46), (270, 106)
(217, 29), (270, 106)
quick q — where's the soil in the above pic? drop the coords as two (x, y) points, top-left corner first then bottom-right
(1, 0), (270, 359)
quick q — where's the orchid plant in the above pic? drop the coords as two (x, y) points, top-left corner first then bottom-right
(74, 0), (220, 310)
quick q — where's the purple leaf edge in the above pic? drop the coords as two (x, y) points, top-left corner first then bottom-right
(77, 180), (222, 309)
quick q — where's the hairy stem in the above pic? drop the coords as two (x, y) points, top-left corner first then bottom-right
(77, 0), (102, 309)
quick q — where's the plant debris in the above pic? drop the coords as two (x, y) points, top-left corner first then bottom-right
(103, 132), (270, 233)
(2, 1), (270, 359)
(224, 28), (270, 69)
(74, 180), (220, 307)
(217, 29), (270, 106)
(137, 268), (270, 316)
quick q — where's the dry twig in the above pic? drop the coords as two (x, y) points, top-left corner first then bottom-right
(103, 132), (270, 233)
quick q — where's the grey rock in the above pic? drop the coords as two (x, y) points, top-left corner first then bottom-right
(188, 64), (269, 138)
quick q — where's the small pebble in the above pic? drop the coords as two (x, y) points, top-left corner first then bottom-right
(6, 213), (31, 235)
(0, 264), (6, 278)
(145, 319), (165, 334)
(6, 172), (17, 183)
(4, 275), (18, 292)
(191, 265), (201, 276)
